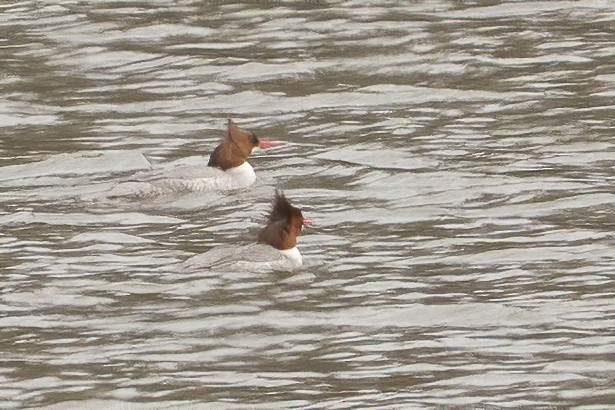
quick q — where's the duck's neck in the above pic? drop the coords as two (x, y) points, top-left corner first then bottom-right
(207, 141), (249, 170)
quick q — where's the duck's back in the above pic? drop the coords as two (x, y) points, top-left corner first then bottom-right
(182, 243), (298, 272)
(135, 162), (255, 191)
(101, 162), (256, 201)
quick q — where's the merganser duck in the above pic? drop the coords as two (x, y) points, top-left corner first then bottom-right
(183, 190), (311, 272)
(105, 118), (282, 198)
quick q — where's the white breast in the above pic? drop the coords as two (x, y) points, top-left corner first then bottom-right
(279, 247), (303, 267)
(224, 162), (257, 188)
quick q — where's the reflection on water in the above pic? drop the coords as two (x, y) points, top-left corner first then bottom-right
(1, 0), (615, 408)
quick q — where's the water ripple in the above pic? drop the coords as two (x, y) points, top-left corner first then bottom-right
(1, 0), (614, 408)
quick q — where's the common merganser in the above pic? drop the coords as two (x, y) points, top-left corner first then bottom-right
(183, 190), (311, 272)
(106, 118), (282, 198)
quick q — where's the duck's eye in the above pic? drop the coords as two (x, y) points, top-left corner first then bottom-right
(250, 131), (259, 146)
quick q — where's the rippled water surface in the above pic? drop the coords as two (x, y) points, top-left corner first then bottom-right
(1, 0), (614, 408)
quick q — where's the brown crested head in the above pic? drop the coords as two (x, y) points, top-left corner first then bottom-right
(208, 118), (260, 170)
(257, 190), (307, 250)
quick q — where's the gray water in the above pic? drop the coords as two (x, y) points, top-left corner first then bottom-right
(1, 1), (615, 408)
